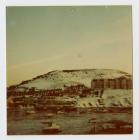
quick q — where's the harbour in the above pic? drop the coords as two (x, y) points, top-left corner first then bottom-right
(7, 109), (132, 135)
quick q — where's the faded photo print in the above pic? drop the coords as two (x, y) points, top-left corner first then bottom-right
(7, 6), (132, 135)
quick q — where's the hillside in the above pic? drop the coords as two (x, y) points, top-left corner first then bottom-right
(76, 89), (132, 108)
(8, 69), (132, 92)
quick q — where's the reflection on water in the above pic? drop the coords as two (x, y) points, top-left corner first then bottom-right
(7, 110), (132, 135)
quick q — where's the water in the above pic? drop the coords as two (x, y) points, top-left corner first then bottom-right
(7, 110), (132, 135)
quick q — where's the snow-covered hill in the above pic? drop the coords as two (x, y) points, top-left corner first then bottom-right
(9, 69), (132, 92)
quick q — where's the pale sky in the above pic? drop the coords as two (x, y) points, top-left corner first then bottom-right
(6, 6), (132, 86)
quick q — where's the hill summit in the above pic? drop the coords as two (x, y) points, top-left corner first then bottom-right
(9, 69), (131, 92)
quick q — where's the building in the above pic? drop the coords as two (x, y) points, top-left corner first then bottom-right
(91, 76), (132, 90)
(63, 84), (88, 95)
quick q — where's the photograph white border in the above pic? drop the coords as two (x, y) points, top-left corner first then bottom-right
(0, 0), (139, 140)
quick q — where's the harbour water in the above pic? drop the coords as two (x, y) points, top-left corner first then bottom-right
(7, 110), (132, 135)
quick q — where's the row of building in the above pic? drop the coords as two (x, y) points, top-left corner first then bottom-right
(7, 84), (89, 97)
(91, 76), (132, 89)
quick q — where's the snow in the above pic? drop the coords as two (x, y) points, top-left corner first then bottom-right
(102, 89), (132, 107)
(76, 89), (132, 108)
(17, 69), (131, 91)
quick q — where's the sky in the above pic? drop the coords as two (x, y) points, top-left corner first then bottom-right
(6, 6), (132, 86)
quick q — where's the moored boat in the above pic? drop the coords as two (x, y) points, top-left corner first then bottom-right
(43, 113), (54, 118)
(25, 110), (36, 114)
(42, 121), (61, 134)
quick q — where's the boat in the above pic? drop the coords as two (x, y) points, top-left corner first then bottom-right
(25, 110), (36, 114)
(43, 113), (54, 118)
(88, 117), (97, 123)
(42, 121), (61, 134)
(57, 111), (64, 114)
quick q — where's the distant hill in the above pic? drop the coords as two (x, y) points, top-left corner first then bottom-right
(8, 69), (132, 92)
